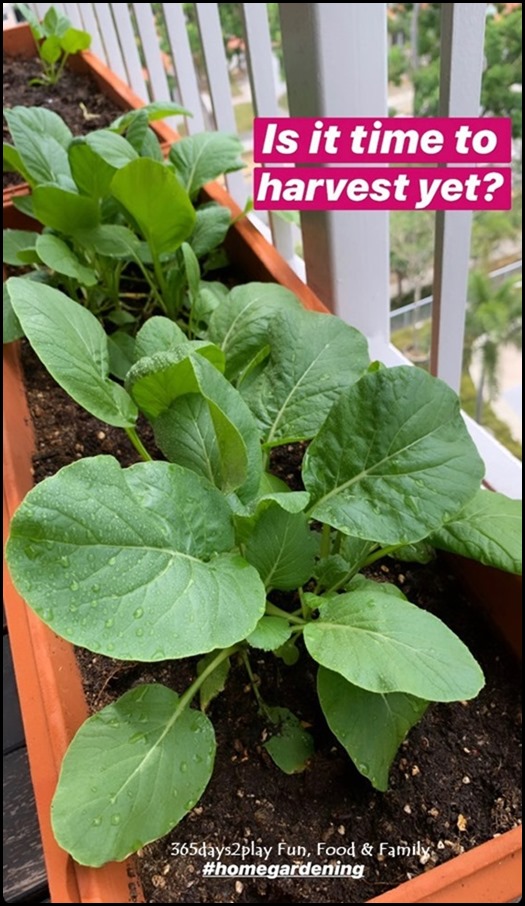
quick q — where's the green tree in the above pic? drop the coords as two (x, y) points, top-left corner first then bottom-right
(412, 6), (522, 138)
(464, 271), (522, 425)
(471, 207), (522, 270)
(390, 209), (434, 302)
(481, 7), (522, 137)
(390, 210), (434, 356)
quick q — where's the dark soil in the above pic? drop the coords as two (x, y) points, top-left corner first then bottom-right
(20, 346), (523, 904)
(3, 56), (127, 189)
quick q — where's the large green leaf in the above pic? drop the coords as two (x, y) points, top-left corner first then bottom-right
(4, 106), (72, 184)
(303, 588), (484, 702)
(52, 685), (215, 866)
(3, 283), (23, 343)
(317, 668), (428, 791)
(156, 393), (249, 496)
(244, 505), (317, 590)
(127, 350), (261, 499)
(170, 132), (244, 199)
(247, 616), (293, 651)
(7, 279), (137, 428)
(206, 282), (302, 381)
(138, 127), (166, 162)
(7, 457), (266, 660)
(430, 490), (522, 575)
(190, 204), (232, 258)
(5, 104), (72, 147)
(74, 224), (141, 260)
(32, 185), (100, 232)
(69, 141), (117, 198)
(232, 484), (310, 542)
(303, 367), (485, 545)
(134, 316), (187, 360)
(242, 307), (370, 446)
(3, 229), (40, 266)
(120, 110), (150, 156)
(85, 130), (138, 168)
(3, 142), (32, 181)
(111, 102), (192, 132)
(107, 331), (137, 381)
(35, 234), (97, 285)
(111, 158), (196, 257)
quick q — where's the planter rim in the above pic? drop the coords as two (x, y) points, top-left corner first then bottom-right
(3, 20), (522, 905)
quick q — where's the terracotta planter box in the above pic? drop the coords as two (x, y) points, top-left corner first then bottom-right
(3, 22), (522, 904)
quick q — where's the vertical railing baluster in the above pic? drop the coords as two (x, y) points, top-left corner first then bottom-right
(109, 4), (149, 102)
(194, 2), (248, 205)
(88, 4), (128, 84)
(76, 3), (107, 64)
(162, 3), (205, 133)
(131, 3), (173, 111)
(430, 3), (487, 392)
(242, 2), (296, 267)
(32, 3), (51, 19)
(279, 3), (390, 352)
(61, 4), (82, 26)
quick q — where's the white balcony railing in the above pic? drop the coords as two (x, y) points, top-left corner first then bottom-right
(7, 2), (522, 497)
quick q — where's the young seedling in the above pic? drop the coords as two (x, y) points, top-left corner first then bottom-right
(5, 277), (522, 867)
(16, 4), (91, 85)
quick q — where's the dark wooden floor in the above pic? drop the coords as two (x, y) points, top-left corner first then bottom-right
(3, 611), (49, 903)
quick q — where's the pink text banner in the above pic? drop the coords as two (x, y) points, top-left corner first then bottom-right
(253, 167), (511, 211)
(254, 118), (512, 164)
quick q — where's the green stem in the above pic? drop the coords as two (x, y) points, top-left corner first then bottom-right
(266, 601), (305, 626)
(361, 544), (402, 568)
(54, 52), (70, 84)
(325, 569), (355, 597)
(152, 251), (170, 305)
(177, 645), (239, 714)
(125, 427), (153, 462)
(241, 649), (270, 717)
(133, 256), (167, 314)
(320, 522), (332, 559)
(298, 587), (309, 620)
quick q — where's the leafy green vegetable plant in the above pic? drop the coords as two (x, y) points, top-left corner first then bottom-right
(16, 4), (92, 85)
(3, 104), (246, 344)
(5, 275), (522, 868)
